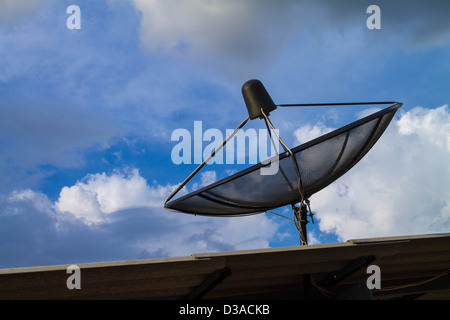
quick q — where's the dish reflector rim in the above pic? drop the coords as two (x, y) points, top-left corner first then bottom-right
(165, 102), (402, 214)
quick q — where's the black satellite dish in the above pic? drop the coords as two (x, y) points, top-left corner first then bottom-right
(164, 79), (402, 245)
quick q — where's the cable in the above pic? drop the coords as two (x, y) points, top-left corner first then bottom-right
(374, 269), (450, 293)
(310, 277), (336, 299)
(265, 210), (296, 224)
(278, 101), (398, 108)
(262, 116), (296, 192)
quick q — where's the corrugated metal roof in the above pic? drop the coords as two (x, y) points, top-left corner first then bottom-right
(1, 233), (450, 300)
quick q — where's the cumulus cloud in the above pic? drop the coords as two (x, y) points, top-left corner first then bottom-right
(53, 167), (277, 252)
(311, 105), (450, 241)
(0, 167), (279, 267)
(54, 168), (170, 224)
(8, 189), (54, 215)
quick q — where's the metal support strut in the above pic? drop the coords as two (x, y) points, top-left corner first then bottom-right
(292, 200), (314, 246)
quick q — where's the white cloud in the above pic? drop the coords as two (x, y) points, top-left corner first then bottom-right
(2, 167), (280, 266)
(357, 108), (382, 119)
(397, 106), (450, 151)
(55, 184), (103, 225)
(8, 188), (53, 215)
(294, 123), (334, 145)
(50, 167), (279, 255)
(54, 168), (169, 224)
(311, 105), (450, 241)
(200, 170), (217, 187)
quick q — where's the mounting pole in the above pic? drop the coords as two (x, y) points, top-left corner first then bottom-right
(300, 203), (308, 245)
(292, 203), (311, 298)
(292, 203), (309, 246)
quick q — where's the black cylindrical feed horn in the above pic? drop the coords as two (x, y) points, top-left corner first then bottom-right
(242, 79), (277, 120)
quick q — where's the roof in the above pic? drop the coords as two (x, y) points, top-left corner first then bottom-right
(1, 233), (450, 300)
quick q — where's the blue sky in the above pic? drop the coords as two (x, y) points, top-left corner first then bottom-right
(1, 0), (449, 268)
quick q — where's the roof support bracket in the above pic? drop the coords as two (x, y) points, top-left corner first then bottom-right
(187, 267), (231, 300)
(320, 255), (376, 287)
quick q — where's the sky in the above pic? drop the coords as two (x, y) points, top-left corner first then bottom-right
(0, 0), (449, 268)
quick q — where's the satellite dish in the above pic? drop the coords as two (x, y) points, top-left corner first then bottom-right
(164, 79), (402, 245)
